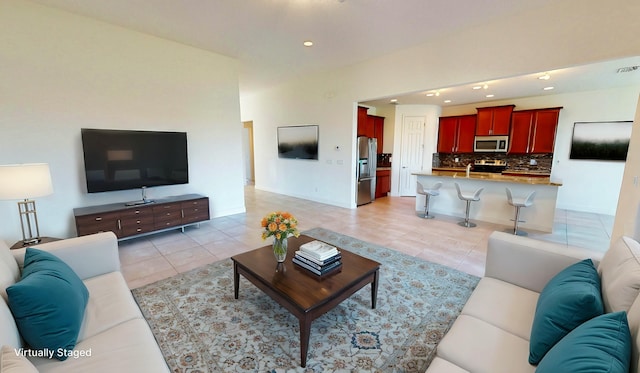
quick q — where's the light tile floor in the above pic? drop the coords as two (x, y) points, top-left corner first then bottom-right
(120, 186), (614, 289)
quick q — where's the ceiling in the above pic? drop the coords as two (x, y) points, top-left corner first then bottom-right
(30, 0), (640, 104)
(362, 56), (640, 108)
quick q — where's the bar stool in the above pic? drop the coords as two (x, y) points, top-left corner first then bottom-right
(506, 188), (536, 236)
(454, 183), (484, 228)
(416, 182), (442, 219)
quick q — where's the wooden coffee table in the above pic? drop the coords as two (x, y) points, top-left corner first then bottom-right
(231, 235), (380, 367)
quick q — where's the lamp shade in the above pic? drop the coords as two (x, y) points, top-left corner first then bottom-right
(0, 163), (54, 200)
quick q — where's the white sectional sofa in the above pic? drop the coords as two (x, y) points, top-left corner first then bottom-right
(0, 232), (169, 372)
(427, 231), (640, 373)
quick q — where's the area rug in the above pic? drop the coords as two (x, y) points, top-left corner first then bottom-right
(132, 227), (479, 372)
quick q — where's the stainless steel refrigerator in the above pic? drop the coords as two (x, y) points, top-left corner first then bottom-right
(356, 136), (377, 206)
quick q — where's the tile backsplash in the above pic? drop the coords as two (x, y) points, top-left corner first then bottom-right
(378, 153), (392, 167)
(436, 153), (552, 173)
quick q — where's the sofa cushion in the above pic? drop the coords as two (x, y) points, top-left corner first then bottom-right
(598, 236), (640, 313)
(29, 319), (169, 373)
(77, 271), (143, 342)
(461, 277), (538, 340)
(437, 315), (534, 373)
(425, 357), (470, 373)
(0, 345), (38, 373)
(536, 311), (632, 373)
(0, 241), (20, 302)
(0, 243), (23, 351)
(6, 248), (89, 361)
(528, 258), (603, 364)
(0, 302), (21, 352)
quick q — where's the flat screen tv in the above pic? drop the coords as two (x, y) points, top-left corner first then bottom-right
(81, 128), (188, 193)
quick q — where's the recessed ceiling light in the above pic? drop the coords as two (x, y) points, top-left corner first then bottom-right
(426, 93), (435, 97)
(486, 94), (495, 98)
(538, 73), (551, 80)
(303, 41), (313, 47)
(444, 100), (452, 103)
(543, 86), (555, 90)
(472, 85), (482, 90)
(390, 98), (398, 103)
(483, 84), (489, 89)
(435, 91), (440, 97)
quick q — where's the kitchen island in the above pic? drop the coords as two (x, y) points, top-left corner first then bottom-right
(413, 169), (562, 232)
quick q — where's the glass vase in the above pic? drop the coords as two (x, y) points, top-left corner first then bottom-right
(273, 236), (288, 263)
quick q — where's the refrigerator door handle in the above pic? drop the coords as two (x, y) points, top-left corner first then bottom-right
(368, 140), (376, 175)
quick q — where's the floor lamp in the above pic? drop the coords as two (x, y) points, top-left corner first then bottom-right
(0, 163), (54, 245)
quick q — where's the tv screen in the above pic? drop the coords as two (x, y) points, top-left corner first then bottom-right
(81, 128), (189, 193)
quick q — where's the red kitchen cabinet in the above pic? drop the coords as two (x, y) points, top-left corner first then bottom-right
(375, 169), (391, 198)
(509, 108), (562, 154)
(357, 107), (384, 151)
(438, 115), (476, 153)
(476, 105), (515, 136)
(531, 109), (560, 153)
(357, 106), (374, 138)
(509, 112), (533, 154)
(371, 115), (385, 154)
(438, 117), (457, 153)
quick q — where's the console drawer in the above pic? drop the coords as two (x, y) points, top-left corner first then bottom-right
(121, 222), (156, 237)
(120, 206), (153, 219)
(75, 211), (120, 237)
(182, 198), (210, 223)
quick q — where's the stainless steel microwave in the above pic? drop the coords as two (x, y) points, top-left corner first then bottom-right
(474, 136), (508, 152)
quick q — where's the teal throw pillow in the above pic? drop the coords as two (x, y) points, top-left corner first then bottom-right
(536, 311), (632, 373)
(6, 248), (89, 361)
(529, 258), (603, 364)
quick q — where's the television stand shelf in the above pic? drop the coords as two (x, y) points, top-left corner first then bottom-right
(73, 194), (209, 240)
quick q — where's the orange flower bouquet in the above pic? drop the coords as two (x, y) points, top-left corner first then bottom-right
(261, 211), (300, 262)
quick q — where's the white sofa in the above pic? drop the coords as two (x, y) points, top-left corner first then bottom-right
(0, 232), (169, 372)
(427, 231), (640, 373)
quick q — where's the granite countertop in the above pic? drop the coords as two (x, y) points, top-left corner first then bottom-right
(377, 167), (391, 171)
(415, 169), (562, 186)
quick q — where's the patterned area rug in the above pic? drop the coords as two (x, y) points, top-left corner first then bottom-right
(132, 228), (479, 372)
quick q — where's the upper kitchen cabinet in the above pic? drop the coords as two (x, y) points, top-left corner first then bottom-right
(476, 105), (515, 136)
(370, 115), (385, 154)
(357, 106), (374, 138)
(357, 107), (385, 153)
(509, 107), (562, 154)
(438, 115), (476, 153)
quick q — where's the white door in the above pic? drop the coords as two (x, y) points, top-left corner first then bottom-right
(399, 116), (426, 196)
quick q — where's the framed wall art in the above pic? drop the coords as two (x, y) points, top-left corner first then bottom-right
(569, 121), (633, 161)
(277, 125), (319, 160)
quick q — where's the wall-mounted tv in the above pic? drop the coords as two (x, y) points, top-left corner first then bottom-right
(81, 128), (189, 193)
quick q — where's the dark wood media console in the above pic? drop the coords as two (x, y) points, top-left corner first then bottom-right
(73, 194), (209, 240)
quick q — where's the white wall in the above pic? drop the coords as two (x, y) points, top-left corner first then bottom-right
(612, 96), (640, 242)
(241, 78), (357, 207)
(241, 0), (640, 210)
(0, 0), (246, 243)
(440, 86), (640, 215)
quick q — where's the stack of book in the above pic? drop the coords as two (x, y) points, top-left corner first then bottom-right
(293, 240), (342, 276)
